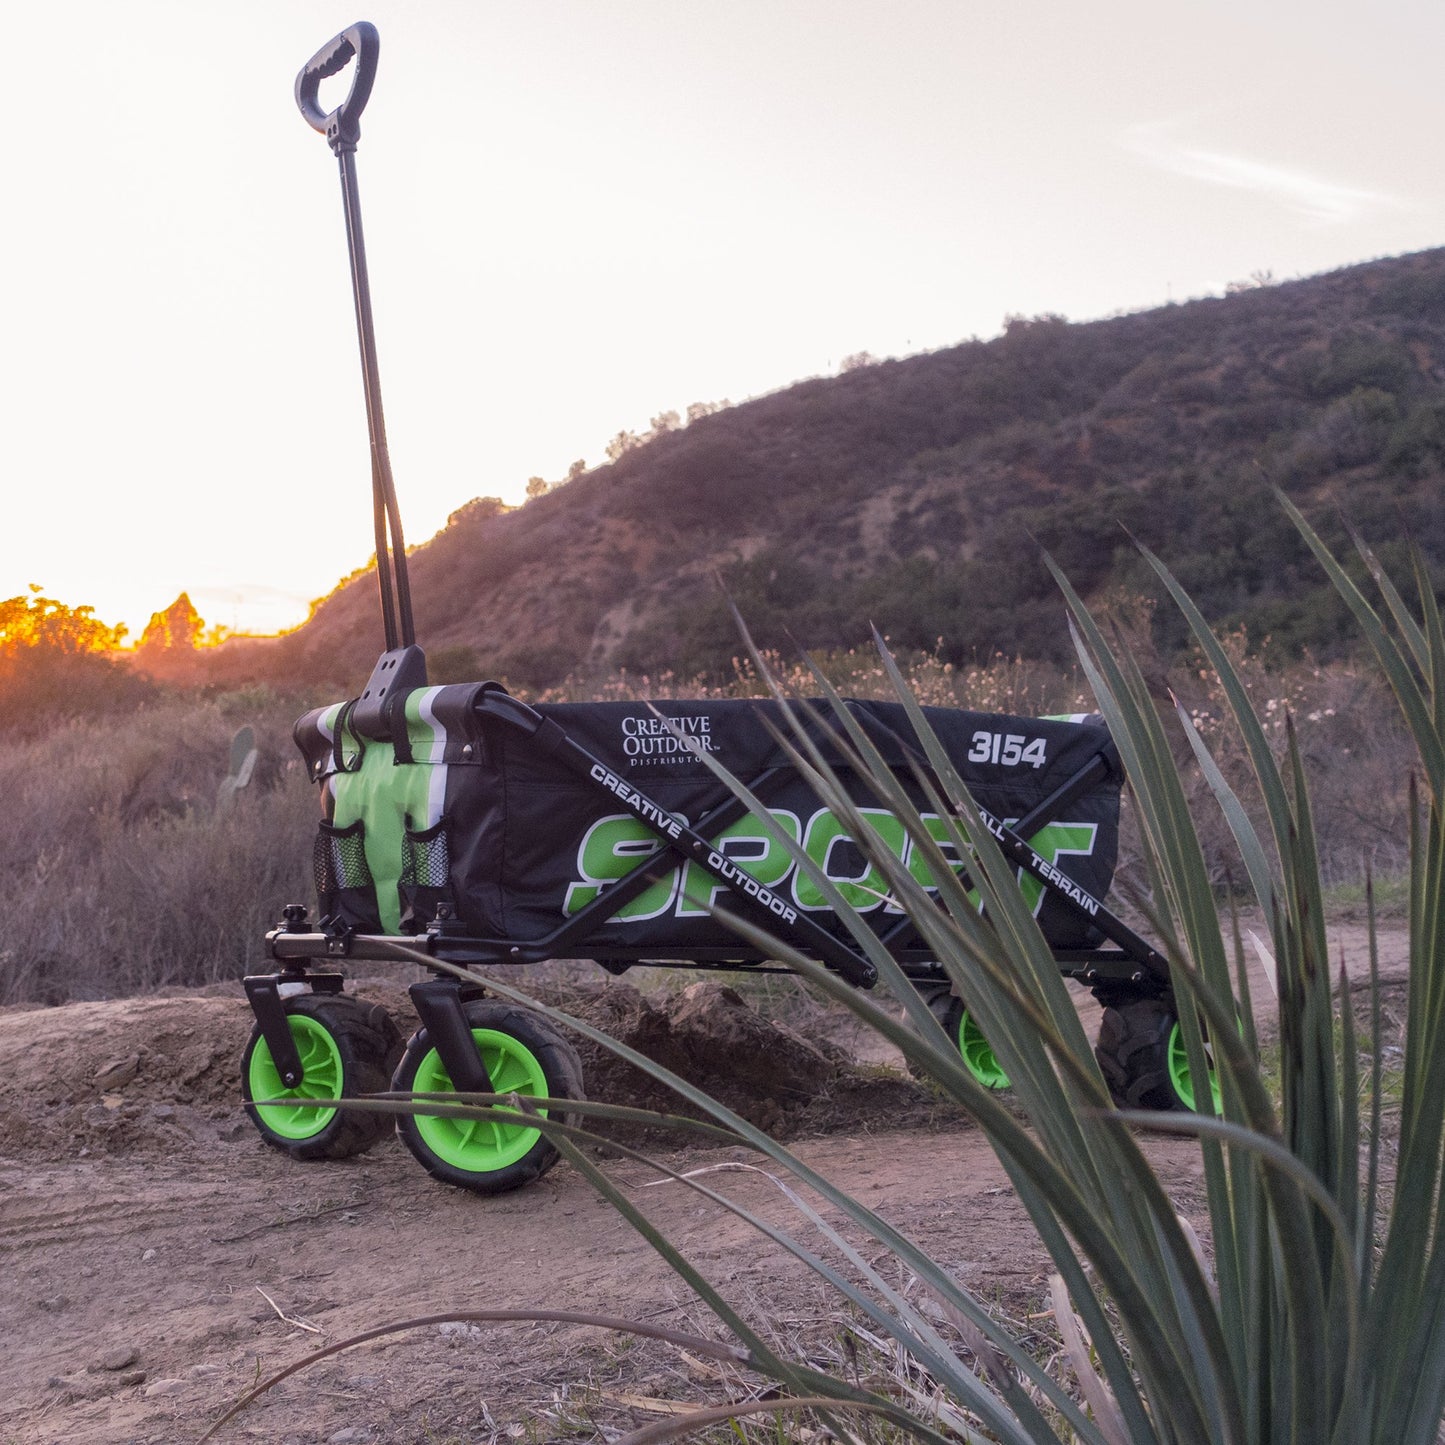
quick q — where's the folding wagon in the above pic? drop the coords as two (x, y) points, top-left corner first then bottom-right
(239, 24), (1201, 1196)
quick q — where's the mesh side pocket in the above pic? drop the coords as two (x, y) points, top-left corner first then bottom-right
(401, 819), (450, 889)
(312, 819), (382, 931)
(399, 817), (455, 933)
(314, 818), (372, 895)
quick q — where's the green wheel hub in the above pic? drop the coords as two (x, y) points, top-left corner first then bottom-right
(958, 1009), (1009, 1090)
(247, 1014), (344, 1140)
(1167, 1021), (1222, 1112)
(411, 1028), (550, 1173)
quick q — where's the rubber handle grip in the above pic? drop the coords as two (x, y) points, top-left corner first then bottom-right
(295, 21), (379, 154)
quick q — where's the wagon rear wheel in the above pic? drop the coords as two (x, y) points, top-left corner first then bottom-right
(1095, 997), (1221, 1112)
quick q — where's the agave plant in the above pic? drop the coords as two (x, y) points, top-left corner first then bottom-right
(217, 499), (1445, 1444)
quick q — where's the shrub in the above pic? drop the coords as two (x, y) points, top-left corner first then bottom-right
(0, 590), (155, 734)
(1384, 399), (1445, 475)
(0, 693), (315, 1004)
(224, 498), (1445, 1441)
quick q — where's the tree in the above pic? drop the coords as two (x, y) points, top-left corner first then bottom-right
(0, 587), (149, 732)
(525, 476), (550, 500)
(137, 592), (204, 653)
(565, 459), (587, 484)
(0, 586), (127, 657)
(1226, 268), (1276, 294)
(605, 430), (642, 463)
(447, 496), (511, 529)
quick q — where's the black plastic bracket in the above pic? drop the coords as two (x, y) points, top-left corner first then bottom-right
(408, 978), (494, 1095)
(350, 645), (429, 740)
(244, 975), (302, 1087)
(243, 972), (346, 1088)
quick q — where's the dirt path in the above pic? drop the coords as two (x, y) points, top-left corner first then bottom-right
(5, 1124), (1095, 1445)
(0, 978), (985, 1445)
(0, 919), (1407, 1445)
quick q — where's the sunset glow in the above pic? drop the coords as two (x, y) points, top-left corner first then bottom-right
(2, 0), (1443, 639)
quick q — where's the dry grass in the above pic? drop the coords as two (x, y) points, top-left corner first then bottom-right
(0, 688), (317, 1005)
(535, 646), (1094, 719)
(1168, 633), (1413, 884)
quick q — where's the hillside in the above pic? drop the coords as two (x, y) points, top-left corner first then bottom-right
(217, 249), (1445, 692)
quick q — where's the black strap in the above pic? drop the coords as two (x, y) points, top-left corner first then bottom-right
(332, 699), (362, 774)
(386, 689), (415, 764)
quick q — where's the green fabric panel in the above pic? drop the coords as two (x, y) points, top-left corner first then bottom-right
(330, 693), (445, 934)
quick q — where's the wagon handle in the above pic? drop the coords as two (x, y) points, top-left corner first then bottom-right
(292, 20), (419, 656)
(295, 21), (380, 156)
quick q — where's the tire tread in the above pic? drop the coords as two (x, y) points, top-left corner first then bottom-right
(1095, 997), (1182, 1112)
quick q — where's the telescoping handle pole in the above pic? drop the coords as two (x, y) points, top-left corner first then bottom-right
(296, 22), (416, 653)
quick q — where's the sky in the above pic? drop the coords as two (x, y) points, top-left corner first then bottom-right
(4, 0), (1445, 641)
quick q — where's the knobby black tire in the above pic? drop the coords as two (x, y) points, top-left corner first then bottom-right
(1095, 997), (1185, 1112)
(392, 1000), (585, 1196)
(241, 992), (404, 1161)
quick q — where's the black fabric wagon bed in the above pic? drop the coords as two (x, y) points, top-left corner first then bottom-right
(288, 687), (1125, 969)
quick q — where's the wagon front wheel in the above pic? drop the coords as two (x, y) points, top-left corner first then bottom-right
(392, 1000), (585, 1195)
(241, 992), (402, 1159)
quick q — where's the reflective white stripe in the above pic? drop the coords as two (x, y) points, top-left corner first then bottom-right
(417, 687), (449, 827)
(317, 703), (345, 803)
(316, 702), (341, 745)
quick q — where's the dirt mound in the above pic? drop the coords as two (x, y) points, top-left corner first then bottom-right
(554, 979), (943, 1141)
(0, 976), (946, 1163)
(0, 994), (257, 1161)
